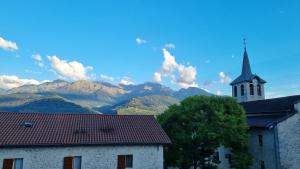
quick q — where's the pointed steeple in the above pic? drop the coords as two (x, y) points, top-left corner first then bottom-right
(230, 39), (266, 86)
(231, 39), (267, 102)
(241, 47), (252, 76)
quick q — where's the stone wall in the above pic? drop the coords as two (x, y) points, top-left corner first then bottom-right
(0, 145), (164, 169)
(217, 146), (231, 169)
(277, 102), (300, 169)
(248, 128), (277, 169)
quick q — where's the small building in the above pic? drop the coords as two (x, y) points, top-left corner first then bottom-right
(0, 113), (171, 169)
(220, 46), (300, 169)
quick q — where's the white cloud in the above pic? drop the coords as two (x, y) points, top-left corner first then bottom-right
(100, 74), (114, 82)
(47, 55), (93, 80)
(25, 69), (42, 74)
(153, 72), (162, 83)
(136, 37), (147, 45)
(32, 54), (42, 61)
(154, 48), (198, 88)
(32, 54), (44, 67)
(176, 64), (197, 85)
(201, 88), (210, 93)
(0, 75), (41, 89)
(219, 72), (232, 84)
(42, 80), (51, 83)
(164, 43), (176, 49)
(216, 90), (222, 96)
(161, 48), (178, 74)
(0, 37), (18, 51)
(120, 76), (135, 85)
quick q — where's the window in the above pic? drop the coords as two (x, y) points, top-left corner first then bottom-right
(258, 135), (263, 146)
(260, 160), (265, 169)
(241, 85), (245, 96)
(250, 84), (254, 95)
(118, 155), (133, 169)
(213, 152), (220, 163)
(225, 154), (232, 164)
(63, 156), (81, 169)
(257, 84), (262, 96)
(234, 86), (237, 97)
(3, 158), (23, 169)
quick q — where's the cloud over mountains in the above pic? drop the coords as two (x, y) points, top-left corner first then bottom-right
(154, 48), (198, 89)
(47, 56), (93, 81)
(0, 75), (40, 89)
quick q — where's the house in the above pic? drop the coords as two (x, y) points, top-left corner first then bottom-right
(0, 113), (171, 169)
(218, 46), (300, 169)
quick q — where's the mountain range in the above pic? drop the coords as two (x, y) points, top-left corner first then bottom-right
(0, 80), (211, 115)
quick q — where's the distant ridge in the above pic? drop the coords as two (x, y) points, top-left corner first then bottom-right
(0, 80), (212, 115)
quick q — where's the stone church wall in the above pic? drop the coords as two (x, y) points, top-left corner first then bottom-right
(277, 102), (300, 169)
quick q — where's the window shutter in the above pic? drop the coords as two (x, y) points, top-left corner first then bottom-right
(125, 155), (133, 167)
(117, 155), (126, 169)
(63, 157), (73, 169)
(14, 159), (23, 169)
(3, 159), (13, 169)
(73, 157), (81, 169)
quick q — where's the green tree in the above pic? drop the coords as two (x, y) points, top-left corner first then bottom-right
(158, 96), (252, 169)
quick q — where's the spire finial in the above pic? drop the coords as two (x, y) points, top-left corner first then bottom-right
(243, 38), (247, 49)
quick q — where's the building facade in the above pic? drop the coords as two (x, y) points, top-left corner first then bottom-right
(225, 47), (300, 169)
(0, 113), (171, 169)
(0, 145), (164, 169)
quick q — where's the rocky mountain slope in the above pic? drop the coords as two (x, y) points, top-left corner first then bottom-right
(0, 80), (211, 115)
(0, 93), (95, 114)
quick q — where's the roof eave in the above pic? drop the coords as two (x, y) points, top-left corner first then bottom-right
(0, 142), (172, 148)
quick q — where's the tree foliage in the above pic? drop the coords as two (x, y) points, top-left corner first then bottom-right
(158, 96), (252, 169)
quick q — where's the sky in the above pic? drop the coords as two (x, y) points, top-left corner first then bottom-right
(0, 0), (299, 98)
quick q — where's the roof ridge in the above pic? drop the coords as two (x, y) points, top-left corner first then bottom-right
(243, 95), (300, 103)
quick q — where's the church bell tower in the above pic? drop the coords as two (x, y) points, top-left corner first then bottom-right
(230, 41), (266, 103)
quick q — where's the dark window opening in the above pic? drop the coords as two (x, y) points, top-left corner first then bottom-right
(260, 160), (265, 169)
(257, 85), (262, 96)
(3, 158), (23, 169)
(213, 152), (220, 163)
(234, 86), (237, 97)
(225, 154), (232, 164)
(241, 85), (245, 96)
(64, 156), (81, 169)
(258, 135), (263, 147)
(118, 155), (133, 169)
(250, 84), (254, 95)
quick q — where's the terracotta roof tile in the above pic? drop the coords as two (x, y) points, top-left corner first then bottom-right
(0, 113), (171, 147)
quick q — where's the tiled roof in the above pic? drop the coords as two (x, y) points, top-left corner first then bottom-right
(242, 95), (300, 127)
(0, 113), (171, 147)
(247, 115), (286, 128)
(241, 95), (300, 114)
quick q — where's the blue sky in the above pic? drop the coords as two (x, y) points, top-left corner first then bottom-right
(0, 0), (299, 97)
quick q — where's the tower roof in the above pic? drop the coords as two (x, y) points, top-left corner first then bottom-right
(230, 47), (266, 85)
(242, 48), (252, 75)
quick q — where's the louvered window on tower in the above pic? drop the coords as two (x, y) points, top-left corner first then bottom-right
(257, 84), (262, 96)
(250, 84), (254, 95)
(234, 86), (237, 97)
(241, 85), (245, 96)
